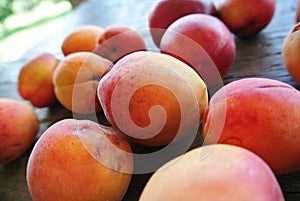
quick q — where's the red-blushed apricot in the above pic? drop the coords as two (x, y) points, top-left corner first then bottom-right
(0, 98), (39, 165)
(53, 52), (113, 114)
(61, 25), (104, 56)
(148, 0), (216, 47)
(160, 13), (235, 82)
(97, 51), (208, 146)
(202, 77), (300, 174)
(18, 52), (59, 108)
(282, 22), (300, 84)
(214, 0), (276, 38)
(94, 25), (147, 63)
(140, 144), (284, 201)
(26, 119), (133, 201)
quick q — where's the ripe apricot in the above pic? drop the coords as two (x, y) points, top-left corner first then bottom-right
(140, 144), (284, 201)
(18, 52), (59, 108)
(0, 98), (39, 165)
(53, 52), (112, 114)
(98, 51), (208, 146)
(282, 22), (300, 84)
(62, 25), (104, 56)
(203, 77), (300, 174)
(27, 119), (133, 201)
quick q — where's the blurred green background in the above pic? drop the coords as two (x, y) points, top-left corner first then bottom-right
(0, 0), (76, 63)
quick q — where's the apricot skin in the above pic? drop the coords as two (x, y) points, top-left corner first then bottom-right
(148, 0), (216, 47)
(140, 144), (284, 201)
(98, 51), (208, 146)
(62, 25), (104, 56)
(214, 0), (276, 38)
(53, 52), (113, 114)
(94, 25), (147, 63)
(160, 14), (236, 79)
(202, 77), (300, 174)
(0, 98), (39, 165)
(18, 52), (59, 108)
(282, 22), (300, 84)
(26, 119), (133, 201)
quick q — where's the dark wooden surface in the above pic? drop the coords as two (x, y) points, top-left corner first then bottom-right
(1, 0), (300, 200)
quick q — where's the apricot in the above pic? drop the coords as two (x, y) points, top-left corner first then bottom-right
(160, 13), (235, 81)
(61, 25), (104, 56)
(18, 52), (59, 108)
(148, 0), (216, 47)
(97, 51), (208, 146)
(202, 77), (300, 174)
(282, 22), (300, 84)
(214, 0), (276, 38)
(140, 144), (284, 201)
(94, 25), (147, 63)
(0, 98), (39, 165)
(53, 52), (113, 114)
(26, 119), (133, 201)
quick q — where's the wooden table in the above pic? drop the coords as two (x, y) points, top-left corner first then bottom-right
(1, 0), (300, 200)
